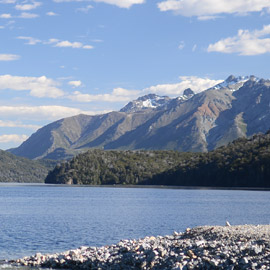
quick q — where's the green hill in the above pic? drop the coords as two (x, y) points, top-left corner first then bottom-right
(0, 150), (56, 183)
(45, 131), (270, 187)
(149, 131), (270, 187)
(45, 150), (192, 185)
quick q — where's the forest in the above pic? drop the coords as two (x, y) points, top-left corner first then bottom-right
(45, 131), (270, 187)
(0, 150), (56, 183)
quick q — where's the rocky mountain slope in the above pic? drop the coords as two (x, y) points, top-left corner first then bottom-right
(9, 75), (270, 160)
(0, 150), (56, 182)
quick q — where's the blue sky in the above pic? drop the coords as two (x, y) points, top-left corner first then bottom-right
(1, 0), (270, 150)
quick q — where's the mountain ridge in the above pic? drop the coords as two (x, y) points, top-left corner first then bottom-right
(9, 75), (270, 160)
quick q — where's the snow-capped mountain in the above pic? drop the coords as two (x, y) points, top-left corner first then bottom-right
(212, 75), (259, 91)
(9, 75), (270, 160)
(120, 89), (195, 113)
(120, 94), (171, 113)
(176, 88), (195, 101)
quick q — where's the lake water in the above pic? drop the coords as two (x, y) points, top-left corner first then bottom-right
(0, 183), (270, 261)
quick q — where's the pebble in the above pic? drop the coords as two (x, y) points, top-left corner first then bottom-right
(9, 225), (270, 269)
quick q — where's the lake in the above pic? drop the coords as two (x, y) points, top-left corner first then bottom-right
(0, 183), (269, 260)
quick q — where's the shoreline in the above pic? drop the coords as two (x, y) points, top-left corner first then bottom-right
(2, 182), (270, 192)
(9, 225), (270, 269)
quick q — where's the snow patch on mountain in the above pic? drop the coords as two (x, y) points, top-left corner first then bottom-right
(212, 75), (260, 91)
(120, 90), (195, 113)
(120, 94), (171, 113)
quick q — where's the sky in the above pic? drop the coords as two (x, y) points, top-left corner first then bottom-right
(1, 0), (270, 150)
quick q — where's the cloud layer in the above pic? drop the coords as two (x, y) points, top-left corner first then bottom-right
(0, 54), (20, 61)
(0, 75), (64, 98)
(0, 120), (40, 130)
(0, 134), (28, 144)
(157, 0), (270, 18)
(94, 0), (145, 8)
(53, 0), (144, 8)
(144, 76), (223, 96)
(208, 25), (270, 55)
(69, 76), (223, 103)
(15, 2), (42, 11)
(0, 105), (110, 121)
(70, 88), (140, 102)
(68, 80), (82, 87)
(53, 40), (93, 49)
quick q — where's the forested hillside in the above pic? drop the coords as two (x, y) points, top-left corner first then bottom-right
(45, 150), (194, 184)
(45, 131), (270, 187)
(150, 132), (270, 187)
(0, 150), (56, 183)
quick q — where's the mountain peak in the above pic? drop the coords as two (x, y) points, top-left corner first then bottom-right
(212, 75), (260, 91)
(183, 88), (194, 96)
(225, 75), (236, 83)
(137, 93), (162, 101)
(120, 94), (171, 113)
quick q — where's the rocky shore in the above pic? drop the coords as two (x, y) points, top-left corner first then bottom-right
(10, 225), (270, 269)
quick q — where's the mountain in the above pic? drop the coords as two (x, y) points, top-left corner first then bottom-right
(211, 75), (257, 91)
(120, 94), (171, 113)
(0, 150), (56, 182)
(45, 131), (270, 187)
(9, 75), (270, 160)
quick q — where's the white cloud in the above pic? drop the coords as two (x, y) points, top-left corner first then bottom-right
(17, 37), (94, 49)
(0, 54), (20, 61)
(0, 106), (110, 121)
(82, 45), (93, 49)
(143, 76), (223, 96)
(157, 0), (270, 18)
(93, 0), (145, 8)
(208, 25), (270, 55)
(0, 120), (40, 130)
(69, 77), (223, 103)
(69, 88), (140, 102)
(77, 5), (93, 13)
(53, 0), (91, 2)
(47, 38), (59, 44)
(18, 12), (39, 18)
(0, 0), (16, 3)
(53, 0), (144, 7)
(46, 11), (58, 16)
(178, 41), (185, 50)
(51, 39), (94, 49)
(198, 15), (221, 21)
(15, 2), (42, 11)
(0, 134), (28, 144)
(192, 44), (197, 52)
(17, 36), (41, 45)
(0, 75), (64, 98)
(0, 13), (12, 19)
(68, 80), (82, 87)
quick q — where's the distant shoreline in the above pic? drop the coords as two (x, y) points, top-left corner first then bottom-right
(1, 182), (270, 191)
(54, 184), (270, 191)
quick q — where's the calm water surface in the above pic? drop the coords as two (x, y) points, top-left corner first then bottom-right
(0, 183), (270, 260)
